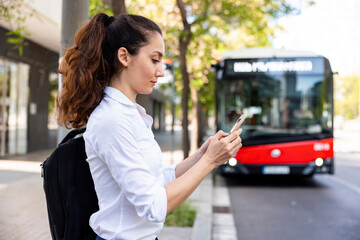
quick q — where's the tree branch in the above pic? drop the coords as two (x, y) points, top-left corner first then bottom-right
(176, 0), (190, 31)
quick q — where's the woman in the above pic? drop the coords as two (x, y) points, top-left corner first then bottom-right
(56, 13), (242, 240)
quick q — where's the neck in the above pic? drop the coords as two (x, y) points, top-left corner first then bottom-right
(109, 75), (137, 103)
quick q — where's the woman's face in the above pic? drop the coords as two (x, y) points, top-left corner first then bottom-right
(119, 32), (165, 101)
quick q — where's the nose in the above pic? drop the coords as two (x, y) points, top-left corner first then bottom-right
(156, 65), (165, 77)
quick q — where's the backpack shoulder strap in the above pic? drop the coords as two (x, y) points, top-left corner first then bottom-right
(60, 128), (86, 145)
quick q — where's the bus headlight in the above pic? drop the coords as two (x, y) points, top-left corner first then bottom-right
(315, 158), (324, 167)
(228, 158), (238, 167)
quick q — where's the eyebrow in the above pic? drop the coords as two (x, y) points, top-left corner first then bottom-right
(153, 51), (163, 58)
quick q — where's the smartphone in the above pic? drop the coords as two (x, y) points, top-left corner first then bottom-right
(229, 113), (246, 134)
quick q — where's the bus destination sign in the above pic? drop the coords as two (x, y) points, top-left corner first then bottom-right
(222, 57), (325, 78)
(233, 60), (313, 73)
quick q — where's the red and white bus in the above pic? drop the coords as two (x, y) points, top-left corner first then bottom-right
(213, 48), (334, 176)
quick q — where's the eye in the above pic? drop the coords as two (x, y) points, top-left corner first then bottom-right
(152, 59), (160, 63)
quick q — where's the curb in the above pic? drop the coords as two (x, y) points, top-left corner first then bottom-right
(212, 174), (237, 240)
(190, 173), (213, 240)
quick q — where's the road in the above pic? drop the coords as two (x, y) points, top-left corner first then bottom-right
(221, 127), (360, 240)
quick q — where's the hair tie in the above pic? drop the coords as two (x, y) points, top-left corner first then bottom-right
(104, 16), (115, 27)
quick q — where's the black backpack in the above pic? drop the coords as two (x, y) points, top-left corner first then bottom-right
(41, 128), (99, 240)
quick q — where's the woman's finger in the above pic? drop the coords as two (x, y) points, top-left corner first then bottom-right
(229, 135), (241, 147)
(224, 129), (242, 143)
(215, 130), (229, 140)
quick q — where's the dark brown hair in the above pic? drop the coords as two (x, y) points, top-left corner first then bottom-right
(56, 13), (162, 129)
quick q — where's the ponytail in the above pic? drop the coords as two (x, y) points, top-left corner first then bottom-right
(57, 13), (111, 129)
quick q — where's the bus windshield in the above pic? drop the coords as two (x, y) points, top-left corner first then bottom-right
(217, 71), (333, 146)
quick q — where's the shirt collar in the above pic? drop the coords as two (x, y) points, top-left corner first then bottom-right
(104, 86), (137, 108)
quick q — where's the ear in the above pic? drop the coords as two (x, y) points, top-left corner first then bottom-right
(117, 47), (130, 67)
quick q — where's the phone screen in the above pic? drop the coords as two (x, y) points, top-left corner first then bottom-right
(229, 113), (246, 134)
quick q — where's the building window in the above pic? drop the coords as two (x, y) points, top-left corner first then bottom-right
(0, 58), (29, 156)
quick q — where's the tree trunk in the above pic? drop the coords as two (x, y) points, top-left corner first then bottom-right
(190, 87), (198, 154)
(112, 0), (127, 16)
(179, 38), (190, 159)
(197, 95), (203, 147)
(190, 87), (204, 152)
(176, 0), (192, 159)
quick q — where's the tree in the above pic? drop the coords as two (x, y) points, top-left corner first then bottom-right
(334, 74), (359, 119)
(0, 0), (36, 55)
(174, 0), (293, 158)
(90, 0), (126, 17)
(108, 0), (127, 16)
(90, 0), (113, 17)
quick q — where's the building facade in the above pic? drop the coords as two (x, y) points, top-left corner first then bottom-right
(0, 26), (59, 155)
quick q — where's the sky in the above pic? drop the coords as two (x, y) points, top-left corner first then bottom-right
(273, 0), (360, 77)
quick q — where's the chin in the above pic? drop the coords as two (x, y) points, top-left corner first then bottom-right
(140, 88), (153, 95)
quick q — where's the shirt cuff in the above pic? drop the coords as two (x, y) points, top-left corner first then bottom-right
(145, 186), (168, 223)
(163, 164), (177, 185)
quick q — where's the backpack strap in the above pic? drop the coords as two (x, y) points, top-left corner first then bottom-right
(60, 128), (86, 145)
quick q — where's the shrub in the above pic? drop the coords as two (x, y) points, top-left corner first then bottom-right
(164, 201), (196, 227)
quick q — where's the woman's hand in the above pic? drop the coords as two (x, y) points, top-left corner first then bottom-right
(202, 129), (242, 168)
(166, 129), (242, 213)
(197, 136), (213, 156)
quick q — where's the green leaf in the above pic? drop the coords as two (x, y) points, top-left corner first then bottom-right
(1, 0), (36, 55)
(6, 37), (21, 44)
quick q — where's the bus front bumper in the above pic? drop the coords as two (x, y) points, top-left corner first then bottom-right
(217, 157), (334, 176)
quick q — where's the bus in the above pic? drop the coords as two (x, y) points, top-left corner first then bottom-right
(213, 48), (334, 176)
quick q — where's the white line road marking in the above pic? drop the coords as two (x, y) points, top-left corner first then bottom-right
(325, 175), (360, 195)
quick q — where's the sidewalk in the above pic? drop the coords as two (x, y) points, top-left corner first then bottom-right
(0, 150), (53, 240)
(0, 129), (218, 240)
(333, 119), (360, 153)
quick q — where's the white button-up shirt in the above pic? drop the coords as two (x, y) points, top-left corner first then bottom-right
(84, 87), (176, 240)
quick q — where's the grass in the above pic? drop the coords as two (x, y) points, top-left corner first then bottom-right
(164, 201), (197, 227)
